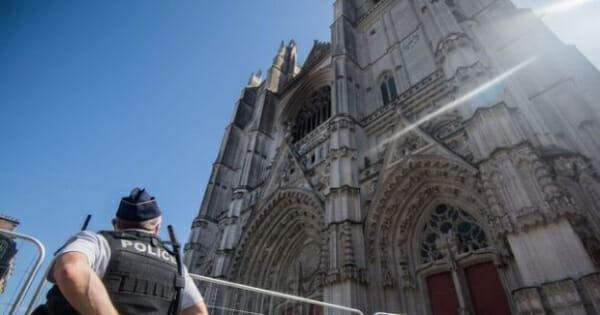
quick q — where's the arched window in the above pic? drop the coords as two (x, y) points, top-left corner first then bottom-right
(292, 86), (331, 143)
(380, 73), (398, 105)
(420, 204), (489, 264)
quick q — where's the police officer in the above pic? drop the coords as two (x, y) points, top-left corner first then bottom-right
(42, 188), (209, 315)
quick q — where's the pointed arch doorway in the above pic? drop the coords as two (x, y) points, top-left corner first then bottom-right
(420, 204), (511, 315)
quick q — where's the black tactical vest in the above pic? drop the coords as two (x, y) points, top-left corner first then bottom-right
(46, 230), (183, 315)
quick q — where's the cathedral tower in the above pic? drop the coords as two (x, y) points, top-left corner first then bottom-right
(186, 0), (600, 313)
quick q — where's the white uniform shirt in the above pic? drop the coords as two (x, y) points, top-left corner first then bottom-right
(54, 230), (204, 310)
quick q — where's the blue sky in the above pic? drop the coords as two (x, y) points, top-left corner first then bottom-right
(0, 0), (599, 309)
(0, 0), (331, 306)
(0, 0), (330, 248)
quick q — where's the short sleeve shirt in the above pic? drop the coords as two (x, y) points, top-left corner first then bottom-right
(53, 230), (204, 309)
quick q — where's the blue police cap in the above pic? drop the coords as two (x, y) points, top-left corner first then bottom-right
(116, 187), (162, 222)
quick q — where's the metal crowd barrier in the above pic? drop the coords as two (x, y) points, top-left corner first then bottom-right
(0, 229), (46, 315)
(25, 262), (53, 314)
(190, 274), (365, 315)
(14, 237), (395, 315)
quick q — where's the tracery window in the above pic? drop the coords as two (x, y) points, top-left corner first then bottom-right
(380, 73), (398, 105)
(420, 204), (489, 264)
(292, 86), (331, 143)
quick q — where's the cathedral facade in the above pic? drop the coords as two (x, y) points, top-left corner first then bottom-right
(185, 0), (600, 314)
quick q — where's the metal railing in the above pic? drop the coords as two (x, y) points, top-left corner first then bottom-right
(15, 236), (396, 315)
(24, 266), (52, 314)
(190, 274), (365, 315)
(25, 214), (92, 314)
(0, 229), (46, 315)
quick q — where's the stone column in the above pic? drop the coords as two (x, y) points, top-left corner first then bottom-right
(324, 1), (369, 312)
(324, 115), (368, 313)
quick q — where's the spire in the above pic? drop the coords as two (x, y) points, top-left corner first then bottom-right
(286, 39), (298, 74)
(247, 70), (263, 87)
(278, 40), (286, 54)
(266, 40), (299, 93)
(272, 41), (286, 67)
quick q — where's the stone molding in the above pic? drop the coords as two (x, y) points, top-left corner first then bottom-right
(513, 286), (546, 314)
(580, 273), (600, 313)
(365, 155), (499, 291)
(325, 265), (369, 285)
(434, 32), (473, 61)
(480, 142), (584, 233)
(230, 188), (327, 286)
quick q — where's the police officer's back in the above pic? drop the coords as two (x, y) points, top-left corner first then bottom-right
(39, 188), (208, 315)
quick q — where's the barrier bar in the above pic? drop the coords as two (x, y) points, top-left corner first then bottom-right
(0, 229), (46, 315)
(190, 273), (365, 315)
(25, 264), (50, 314)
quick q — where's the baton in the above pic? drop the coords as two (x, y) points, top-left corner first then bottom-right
(80, 214), (92, 231)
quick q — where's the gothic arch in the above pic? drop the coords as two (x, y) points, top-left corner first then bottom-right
(279, 66), (332, 127)
(290, 85), (332, 142)
(231, 188), (327, 294)
(364, 156), (506, 313)
(366, 156), (496, 283)
(378, 71), (398, 106)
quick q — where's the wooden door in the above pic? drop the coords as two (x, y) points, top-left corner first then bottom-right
(465, 262), (511, 315)
(309, 305), (323, 315)
(427, 271), (460, 315)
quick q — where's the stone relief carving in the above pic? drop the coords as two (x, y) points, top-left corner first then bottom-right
(390, 133), (428, 163)
(283, 121), (294, 143)
(285, 243), (322, 295)
(447, 138), (473, 162)
(542, 279), (586, 313)
(513, 287), (545, 314)
(551, 155), (595, 180)
(364, 179), (378, 202)
(396, 248), (415, 289)
(276, 153), (303, 189)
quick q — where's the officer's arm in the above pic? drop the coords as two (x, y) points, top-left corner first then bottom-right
(53, 252), (119, 315)
(182, 302), (209, 315)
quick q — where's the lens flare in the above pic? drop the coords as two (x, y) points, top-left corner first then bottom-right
(535, 0), (595, 17)
(376, 57), (538, 152)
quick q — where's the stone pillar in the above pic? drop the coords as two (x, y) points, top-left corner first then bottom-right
(325, 1), (368, 311)
(324, 116), (368, 313)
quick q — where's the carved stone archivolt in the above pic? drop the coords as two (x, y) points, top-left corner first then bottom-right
(230, 188), (327, 297)
(366, 155), (497, 289)
(421, 111), (463, 140)
(389, 132), (429, 164)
